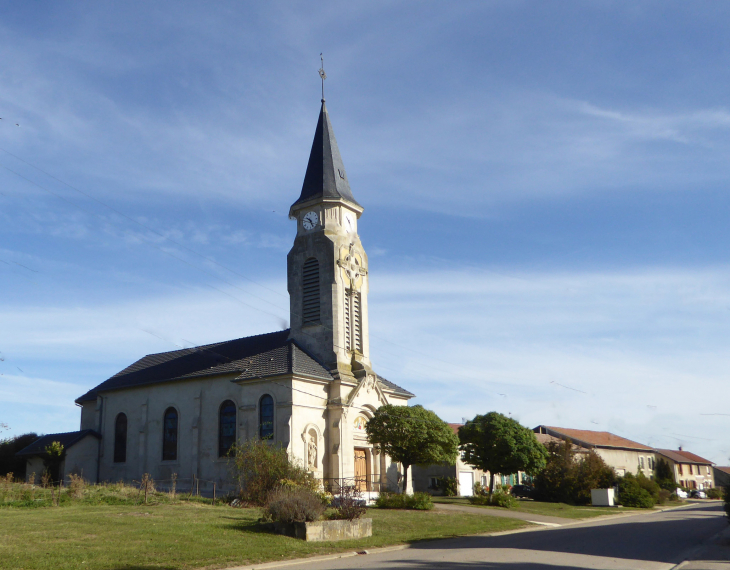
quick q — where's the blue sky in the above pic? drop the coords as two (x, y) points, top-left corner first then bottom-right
(1, 1), (729, 464)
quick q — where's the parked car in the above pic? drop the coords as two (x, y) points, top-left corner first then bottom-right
(510, 484), (534, 498)
(689, 490), (706, 499)
(676, 488), (688, 499)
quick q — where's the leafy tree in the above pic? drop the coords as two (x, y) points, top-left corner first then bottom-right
(533, 440), (576, 503)
(724, 484), (730, 524)
(572, 450), (617, 504)
(43, 441), (65, 483)
(654, 458), (676, 491)
(458, 412), (548, 498)
(0, 433), (39, 478)
(366, 404), (459, 494)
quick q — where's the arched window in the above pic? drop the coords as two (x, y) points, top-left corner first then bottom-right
(302, 257), (320, 324)
(218, 400), (236, 457)
(259, 395), (274, 440)
(114, 413), (127, 463)
(162, 407), (178, 461)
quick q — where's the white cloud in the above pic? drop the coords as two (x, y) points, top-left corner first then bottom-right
(2, 264), (729, 462)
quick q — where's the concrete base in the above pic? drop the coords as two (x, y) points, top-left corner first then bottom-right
(274, 518), (372, 542)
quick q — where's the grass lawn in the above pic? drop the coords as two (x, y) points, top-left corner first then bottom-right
(0, 503), (530, 570)
(431, 496), (646, 519)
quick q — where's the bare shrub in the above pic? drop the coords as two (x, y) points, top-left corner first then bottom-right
(169, 473), (177, 499)
(264, 485), (325, 524)
(28, 472), (36, 486)
(138, 473), (155, 504)
(68, 473), (86, 499)
(330, 485), (366, 520)
(41, 471), (51, 489)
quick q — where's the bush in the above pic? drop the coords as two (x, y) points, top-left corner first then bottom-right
(375, 491), (433, 510)
(264, 485), (326, 524)
(724, 484), (730, 523)
(329, 485), (366, 521)
(636, 472), (661, 503)
(437, 476), (458, 496)
(468, 491), (516, 508)
(658, 489), (672, 504)
(230, 439), (315, 506)
(67, 474), (85, 499)
(706, 487), (722, 500)
(618, 473), (655, 508)
(473, 482), (489, 496)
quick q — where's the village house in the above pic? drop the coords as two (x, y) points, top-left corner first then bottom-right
(655, 449), (715, 491)
(533, 426), (656, 478)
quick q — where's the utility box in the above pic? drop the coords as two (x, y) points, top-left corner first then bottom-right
(591, 488), (615, 507)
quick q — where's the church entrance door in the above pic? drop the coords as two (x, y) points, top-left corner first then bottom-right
(354, 448), (368, 491)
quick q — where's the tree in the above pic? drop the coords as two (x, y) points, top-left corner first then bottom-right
(0, 432), (39, 478)
(43, 441), (65, 484)
(533, 440), (575, 503)
(366, 404), (459, 494)
(654, 458), (676, 491)
(459, 412), (548, 498)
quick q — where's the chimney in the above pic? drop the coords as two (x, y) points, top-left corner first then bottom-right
(678, 446), (683, 451)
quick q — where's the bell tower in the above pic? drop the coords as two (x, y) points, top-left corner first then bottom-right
(287, 100), (372, 380)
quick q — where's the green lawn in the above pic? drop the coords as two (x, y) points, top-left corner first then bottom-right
(0, 503), (530, 570)
(431, 496), (646, 519)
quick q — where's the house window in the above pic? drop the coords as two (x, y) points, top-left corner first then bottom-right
(162, 407), (178, 461)
(259, 395), (274, 440)
(481, 475), (488, 486)
(429, 477), (438, 489)
(648, 457), (654, 470)
(678, 464), (683, 475)
(707, 466), (711, 475)
(113, 413), (127, 463)
(218, 400), (236, 457)
(639, 457), (645, 469)
(302, 258), (320, 325)
(689, 464), (693, 475)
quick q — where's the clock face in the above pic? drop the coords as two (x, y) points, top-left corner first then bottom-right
(302, 211), (319, 230)
(343, 212), (355, 233)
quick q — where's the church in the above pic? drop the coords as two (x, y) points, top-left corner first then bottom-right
(19, 99), (415, 494)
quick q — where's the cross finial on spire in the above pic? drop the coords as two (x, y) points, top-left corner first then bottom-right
(318, 53), (327, 102)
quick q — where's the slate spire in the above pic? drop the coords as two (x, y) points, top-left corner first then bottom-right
(291, 100), (361, 212)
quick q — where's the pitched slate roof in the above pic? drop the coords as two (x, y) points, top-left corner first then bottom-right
(290, 100), (361, 212)
(656, 449), (714, 465)
(16, 430), (100, 457)
(535, 426), (653, 451)
(76, 330), (333, 403)
(376, 374), (414, 397)
(75, 329), (414, 402)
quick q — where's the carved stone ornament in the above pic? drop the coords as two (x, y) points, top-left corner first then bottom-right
(337, 243), (367, 290)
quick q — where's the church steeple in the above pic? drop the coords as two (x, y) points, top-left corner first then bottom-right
(287, 100), (371, 377)
(290, 101), (361, 216)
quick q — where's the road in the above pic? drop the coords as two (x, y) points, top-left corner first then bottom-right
(246, 503), (729, 570)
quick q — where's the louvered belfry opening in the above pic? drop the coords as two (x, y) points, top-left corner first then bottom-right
(344, 290), (362, 353)
(302, 257), (320, 324)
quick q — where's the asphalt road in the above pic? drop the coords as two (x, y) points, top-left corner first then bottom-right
(259, 503), (729, 570)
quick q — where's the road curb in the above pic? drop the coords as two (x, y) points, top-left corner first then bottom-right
(218, 523), (543, 570)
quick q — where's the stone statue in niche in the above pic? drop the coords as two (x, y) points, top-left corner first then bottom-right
(307, 434), (317, 471)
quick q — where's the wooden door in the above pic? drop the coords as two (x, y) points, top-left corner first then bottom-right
(354, 449), (368, 491)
